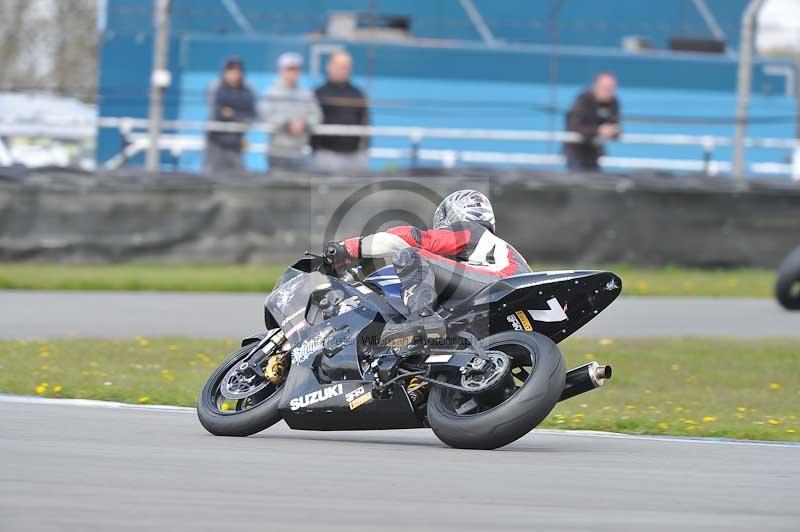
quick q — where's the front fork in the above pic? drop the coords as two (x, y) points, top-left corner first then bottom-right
(245, 329), (287, 379)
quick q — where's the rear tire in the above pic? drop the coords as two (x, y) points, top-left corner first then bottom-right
(776, 245), (800, 310)
(197, 345), (284, 437)
(427, 331), (565, 450)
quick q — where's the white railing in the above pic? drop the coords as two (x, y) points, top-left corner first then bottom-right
(4, 116), (798, 179)
(97, 117), (800, 179)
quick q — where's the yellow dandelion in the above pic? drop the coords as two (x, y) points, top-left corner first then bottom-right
(644, 389), (652, 395)
(702, 416), (715, 423)
(137, 396), (150, 404)
(584, 353), (595, 361)
(685, 375), (697, 384)
(657, 422), (669, 430)
(221, 403), (231, 411)
(786, 429), (796, 434)
(39, 352), (49, 358)
(53, 385), (63, 393)
(769, 383), (780, 391)
(168, 344), (178, 351)
(35, 385), (46, 395)
(684, 419), (697, 425)
(138, 339), (150, 348)
(599, 338), (614, 347)
(768, 419), (780, 425)
(670, 364), (680, 371)
(674, 406), (685, 413)
(625, 404), (637, 410)
(737, 406), (746, 413)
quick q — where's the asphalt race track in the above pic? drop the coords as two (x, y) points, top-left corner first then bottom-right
(2, 291), (799, 339)
(2, 291), (799, 531)
(1, 397), (798, 532)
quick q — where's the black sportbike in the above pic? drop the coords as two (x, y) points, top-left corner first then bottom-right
(776, 244), (800, 310)
(198, 252), (621, 449)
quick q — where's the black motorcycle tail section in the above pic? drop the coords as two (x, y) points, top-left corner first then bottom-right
(447, 270), (622, 343)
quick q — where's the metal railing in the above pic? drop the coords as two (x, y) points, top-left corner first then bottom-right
(8, 116), (798, 179)
(97, 117), (800, 179)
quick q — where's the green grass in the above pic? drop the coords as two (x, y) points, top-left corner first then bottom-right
(0, 263), (285, 292)
(0, 262), (776, 297)
(1, 337), (797, 442)
(548, 337), (799, 441)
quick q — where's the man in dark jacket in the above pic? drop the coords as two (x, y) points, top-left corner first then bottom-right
(204, 57), (256, 174)
(311, 50), (370, 173)
(563, 72), (621, 172)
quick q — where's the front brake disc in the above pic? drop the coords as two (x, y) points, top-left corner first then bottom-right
(220, 361), (269, 400)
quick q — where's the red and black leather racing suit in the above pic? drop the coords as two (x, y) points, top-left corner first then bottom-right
(343, 220), (531, 315)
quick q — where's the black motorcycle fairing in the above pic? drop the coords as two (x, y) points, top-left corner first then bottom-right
(276, 302), (422, 431)
(266, 267), (423, 431)
(446, 270), (622, 344)
(264, 257), (329, 329)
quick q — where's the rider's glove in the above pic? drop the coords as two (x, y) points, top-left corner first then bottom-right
(324, 240), (353, 267)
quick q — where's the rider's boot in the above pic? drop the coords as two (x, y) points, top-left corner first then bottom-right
(380, 248), (445, 348)
(380, 307), (446, 348)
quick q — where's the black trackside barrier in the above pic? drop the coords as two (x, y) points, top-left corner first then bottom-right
(1, 167), (799, 267)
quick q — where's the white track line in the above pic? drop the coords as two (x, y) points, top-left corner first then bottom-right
(2, 394), (798, 448)
(0, 394), (194, 413)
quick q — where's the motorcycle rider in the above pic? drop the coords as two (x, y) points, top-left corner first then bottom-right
(325, 190), (531, 347)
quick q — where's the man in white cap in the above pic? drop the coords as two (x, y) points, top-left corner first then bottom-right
(259, 52), (322, 171)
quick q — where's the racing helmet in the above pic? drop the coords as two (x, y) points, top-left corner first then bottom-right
(432, 189), (495, 232)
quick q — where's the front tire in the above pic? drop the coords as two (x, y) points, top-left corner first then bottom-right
(197, 344), (284, 437)
(427, 331), (565, 450)
(776, 245), (800, 310)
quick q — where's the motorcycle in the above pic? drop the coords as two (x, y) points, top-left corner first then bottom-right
(198, 251), (621, 449)
(776, 244), (800, 310)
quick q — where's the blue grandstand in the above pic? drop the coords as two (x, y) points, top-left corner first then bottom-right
(97, 0), (798, 176)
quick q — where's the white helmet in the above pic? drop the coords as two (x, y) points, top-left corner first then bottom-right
(432, 189), (495, 232)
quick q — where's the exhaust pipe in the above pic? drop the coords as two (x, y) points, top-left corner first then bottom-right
(559, 361), (612, 402)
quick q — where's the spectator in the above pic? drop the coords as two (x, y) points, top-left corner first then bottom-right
(564, 72), (621, 172)
(311, 50), (370, 173)
(260, 52), (322, 171)
(204, 57), (256, 174)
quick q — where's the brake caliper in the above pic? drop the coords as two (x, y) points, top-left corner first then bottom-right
(265, 353), (289, 384)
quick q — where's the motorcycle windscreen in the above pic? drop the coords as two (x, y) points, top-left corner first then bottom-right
(265, 271), (330, 342)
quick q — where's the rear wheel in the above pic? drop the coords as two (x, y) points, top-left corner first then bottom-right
(776, 245), (800, 310)
(197, 334), (288, 437)
(427, 331), (565, 450)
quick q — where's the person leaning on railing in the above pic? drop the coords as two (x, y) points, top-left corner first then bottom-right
(310, 49), (371, 174)
(563, 72), (621, 172)
(204, 57), (256, 175)
(259, 52), (322, 171)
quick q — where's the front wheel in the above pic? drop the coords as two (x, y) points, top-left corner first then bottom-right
(427, 331), (565, 450)
(197, 335), (288, 437)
